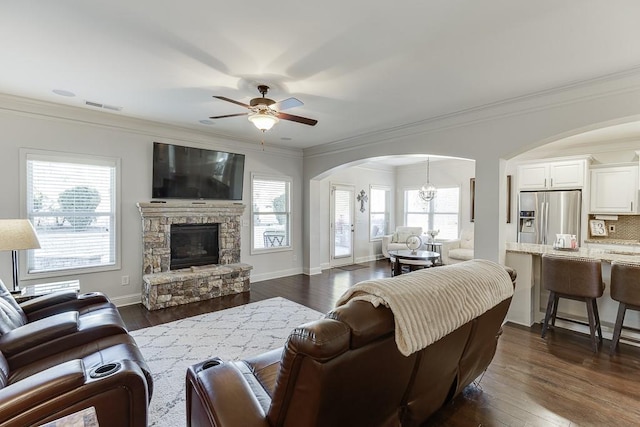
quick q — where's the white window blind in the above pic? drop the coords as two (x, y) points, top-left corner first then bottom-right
(370, 186), (390, 240)
(26, 154), (117, 274)
(251, 175), (291, 252)
(405, 187), (460, 240)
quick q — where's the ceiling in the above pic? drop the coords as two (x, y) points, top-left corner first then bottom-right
(2, 1), (640, 150)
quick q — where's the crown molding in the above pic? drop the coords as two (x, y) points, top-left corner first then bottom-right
(0, 93), (303, 159)
(303, 66), (640, 159)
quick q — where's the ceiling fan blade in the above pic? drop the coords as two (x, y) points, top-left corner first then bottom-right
(277, 112), (318, 126)
(272, 97), (303, 111)
(209, 112), (249, 119)
(213, 96), (250, 108)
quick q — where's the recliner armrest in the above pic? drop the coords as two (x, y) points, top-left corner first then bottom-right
(23, 292), (112, 322)
(0, 312), (79, 357)
(0, 359), (149, 427)
(187, 361), (270, 427)
(19, 290), (79, 314)
(0, 359), (86, 423)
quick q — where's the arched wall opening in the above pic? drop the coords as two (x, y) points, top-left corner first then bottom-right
(302, 73), (640, 274)
(310, 155), (475, 271)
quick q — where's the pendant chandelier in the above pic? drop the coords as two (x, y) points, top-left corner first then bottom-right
(418, 157), (437, 202)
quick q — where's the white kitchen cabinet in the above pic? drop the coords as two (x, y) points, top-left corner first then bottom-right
(518, 160), (585, 190)
(589, 165), (639, 214)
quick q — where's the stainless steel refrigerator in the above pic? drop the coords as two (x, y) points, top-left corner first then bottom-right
(517, 190), (581, 244)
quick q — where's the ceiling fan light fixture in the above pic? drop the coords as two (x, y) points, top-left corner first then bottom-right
(248, 111), (279, 131)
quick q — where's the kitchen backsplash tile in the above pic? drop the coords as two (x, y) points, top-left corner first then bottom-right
(588, 214), (640, 241)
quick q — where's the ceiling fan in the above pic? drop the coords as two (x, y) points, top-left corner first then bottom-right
(210, 85), (318, 132)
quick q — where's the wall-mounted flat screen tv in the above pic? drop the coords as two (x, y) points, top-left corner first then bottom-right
(152, 142), (245, 200)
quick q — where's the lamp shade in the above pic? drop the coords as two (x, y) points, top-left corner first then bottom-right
(248, 112), (279, 131)
(0, 219), (41, 251)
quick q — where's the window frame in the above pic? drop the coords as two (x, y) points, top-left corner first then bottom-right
(19, 148), (122, 279)
(369, 185), (390, 242)
(403, 185), (461, 240)
(250, 172), (293, 255)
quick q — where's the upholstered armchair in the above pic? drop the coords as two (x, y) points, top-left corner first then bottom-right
(441, 228), (474, 265)
(0, 280), (128, 368)
(381, 226), (423, 258)
(0, 352), (150, 426)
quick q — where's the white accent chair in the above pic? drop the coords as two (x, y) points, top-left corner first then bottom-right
(381, 226), (423, 259)
(441, 228), (474, 265)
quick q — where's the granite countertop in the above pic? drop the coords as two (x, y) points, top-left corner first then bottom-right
(583, 239), (640, 246)
(506, 242), (640, 263)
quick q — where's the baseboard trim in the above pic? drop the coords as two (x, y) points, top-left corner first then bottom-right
(355, 254), (385, 263)
(112, 293), (142, 307)
(251, 268), (304, 283)
(304, 266), (323, 275)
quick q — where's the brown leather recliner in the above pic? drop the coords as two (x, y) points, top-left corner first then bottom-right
(186, 268), (516, 427)
(0, 279), (117, 322)
(0, 280), (130, 368)
(0, 280), (153, 426)
(0, 336), (150, 426)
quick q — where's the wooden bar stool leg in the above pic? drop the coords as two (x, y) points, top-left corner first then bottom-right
(592, 299), (603, 343)
(550, 294), (560, 327)
(542, 291), (556, 338)
(610, 303), (627, 355)
(585, 298), (599, 353)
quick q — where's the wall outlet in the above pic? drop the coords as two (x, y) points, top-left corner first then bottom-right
(293, 254), (297, 261)
(609, 225), (616, 233)
(121, 275), (130, 286)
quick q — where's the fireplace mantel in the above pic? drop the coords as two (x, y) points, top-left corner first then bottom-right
(137, 201), (251, 310)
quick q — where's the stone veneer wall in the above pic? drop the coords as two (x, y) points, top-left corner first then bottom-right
(137, 201), (252, 310)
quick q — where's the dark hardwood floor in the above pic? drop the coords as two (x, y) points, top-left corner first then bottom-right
(119, 260), (640, 426)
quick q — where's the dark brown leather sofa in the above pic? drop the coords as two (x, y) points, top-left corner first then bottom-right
(186, 267), (516, 427)
(0, 280), (152, 426)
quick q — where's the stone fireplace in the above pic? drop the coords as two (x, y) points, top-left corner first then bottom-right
(137, 201), (252, 310)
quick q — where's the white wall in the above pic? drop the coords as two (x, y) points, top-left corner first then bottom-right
(0, 96), (304, 305)
(395, 159), (475, 236)
(303, 69), (640, 272)
(318, 164), (395, 268)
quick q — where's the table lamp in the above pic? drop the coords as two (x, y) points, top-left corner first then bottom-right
(0, 219), (41, 291)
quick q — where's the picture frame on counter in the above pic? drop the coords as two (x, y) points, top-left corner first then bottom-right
(589, 219), (608, 237)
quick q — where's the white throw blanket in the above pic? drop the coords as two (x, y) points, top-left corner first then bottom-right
(335, 259), (514, 356)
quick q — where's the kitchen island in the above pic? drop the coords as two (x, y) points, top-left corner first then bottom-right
(505, 242), (640, 345)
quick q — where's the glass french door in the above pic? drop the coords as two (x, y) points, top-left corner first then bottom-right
(330, 184), (355, 267)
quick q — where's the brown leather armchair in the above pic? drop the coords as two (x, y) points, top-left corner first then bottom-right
(186, 268), (516, 427)
(0, 347), (149, 426)
(0, 279), (153, 426)
(0, 281), (129, 368)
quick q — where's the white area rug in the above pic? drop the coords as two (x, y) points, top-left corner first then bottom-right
(130, 297), (324, 427)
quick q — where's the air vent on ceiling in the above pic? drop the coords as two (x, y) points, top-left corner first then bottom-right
(85, 101), (123, 111)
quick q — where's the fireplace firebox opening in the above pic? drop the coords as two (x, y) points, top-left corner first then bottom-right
(170, 223), (219, 270)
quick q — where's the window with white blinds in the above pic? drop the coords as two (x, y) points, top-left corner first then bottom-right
(251, 174), (291, 252)
(405, 187), (460, 240)
(370, 186), (390, 241)
(25, 152), (119, 274)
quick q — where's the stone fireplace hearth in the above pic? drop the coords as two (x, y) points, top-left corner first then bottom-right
(137, 201), (252, 310)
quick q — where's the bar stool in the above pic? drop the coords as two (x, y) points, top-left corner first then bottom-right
(609, 261), (640, 355)
(541, 254), (604, 352)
